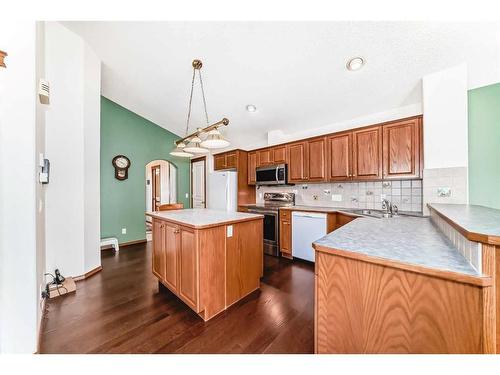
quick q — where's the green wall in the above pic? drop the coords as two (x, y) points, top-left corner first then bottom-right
(468, 83), (500, 209)
(101, 96), (190, 243)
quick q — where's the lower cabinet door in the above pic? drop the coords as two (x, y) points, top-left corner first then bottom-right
(152, 220), (165, 280)
(164, 223), (179, 292)
(178, 229), (199, 311)
(280, 219), (291, 254)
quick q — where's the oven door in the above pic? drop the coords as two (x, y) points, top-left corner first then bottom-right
(248, 209), (279, 257)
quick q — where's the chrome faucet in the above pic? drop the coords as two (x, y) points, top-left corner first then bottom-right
(381, 199), (398, 217)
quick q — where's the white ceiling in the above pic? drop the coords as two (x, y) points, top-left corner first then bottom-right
(63, 21), (500, 149)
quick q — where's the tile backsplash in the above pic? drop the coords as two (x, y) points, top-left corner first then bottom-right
(257, 179), (423, 212)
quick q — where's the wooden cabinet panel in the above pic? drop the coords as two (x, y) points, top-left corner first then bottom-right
(272, 146), (287, 163)
(287, 141), (308, 182)
(327, 133), (352, 181)
(257, 148), (273, 166)
(383, 118), (422, 179)
(352, 126), (382, 180)
(307, 138), (326, 181)
(225, 152), (237, 169)
(315, 252), (484, 353)
(152, 220), (165, 280)
(214, 154), (226, 170)
(164, 223), (179, 292)
(248, 152), (257, 185)
(280, 218), (291, 254)
(178, 229), (198, 311)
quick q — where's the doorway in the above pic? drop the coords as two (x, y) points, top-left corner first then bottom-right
(191, 157), (206, 208)
(145, 160), (178, 240)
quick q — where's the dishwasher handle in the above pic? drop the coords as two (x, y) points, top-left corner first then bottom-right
(292, 211), (327, 219)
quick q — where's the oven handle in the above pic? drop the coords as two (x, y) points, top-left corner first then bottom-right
(248, 209), (279, 216)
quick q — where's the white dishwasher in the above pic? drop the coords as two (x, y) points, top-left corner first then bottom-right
(292, 211), (327, 262)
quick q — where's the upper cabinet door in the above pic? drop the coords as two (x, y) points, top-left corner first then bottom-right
(214, 154), (226, 170)
(327, 133), (352, 181)
(248, 152), (257, 185)
(307, 138), (326, 182)
(287, 141), (308, 182)
(257, 148), (273, 166)
(382, 117), (422, 179)
(272, 146), (287, 164)
(352, 126), (382, 180)
(225, 152), (237, 169)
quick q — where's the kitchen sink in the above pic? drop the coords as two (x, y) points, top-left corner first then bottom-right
(345, 209), (390, 218)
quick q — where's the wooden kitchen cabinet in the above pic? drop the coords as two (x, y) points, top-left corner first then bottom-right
(257, 148), (273, 166)
(287, 141), (309, 182)
(352, 125), (383, 180)
(247, 151), (257, 185)
(279, 210), (292, 255)
(164, 223), (179, 292)
(152, 220), (165, 280)
(225, 151), (237, 169)
(307, 137), (327, 182)
(382, 117), (422, 179)
(178, 228), (198, 311)
(326, 132), (352, 181)
(272, 145), (287, 163)
(150, 214), (263, 321)
(214, 154), (227, 170)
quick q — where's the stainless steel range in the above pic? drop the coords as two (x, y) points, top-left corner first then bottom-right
(246, 192), (295, 257)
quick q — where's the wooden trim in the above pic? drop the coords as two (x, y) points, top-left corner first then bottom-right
(35, 296), (47, 354)
(429, 206), (500, 246)
(120, 239), (148, 247)
(313, 243), (492, 287)
(212, 148), (246, 156)
(73, 265), (103, 281)
(481, 244), (496, 353)
(190, 156), (206, 208)
(246, 115), (423, 153)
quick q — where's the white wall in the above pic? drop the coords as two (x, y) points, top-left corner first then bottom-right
(0, 21), (41, 353)
(145, 160), (177, 214)
(422, 64), (469, 169)
(45, 22), (101, 277)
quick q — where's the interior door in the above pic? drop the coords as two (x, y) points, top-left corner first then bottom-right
(151, 165), (161, 211)
(191, 159), (206, 208)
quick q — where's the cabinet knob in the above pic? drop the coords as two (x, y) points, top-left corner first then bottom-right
(174, 229), (180, 234)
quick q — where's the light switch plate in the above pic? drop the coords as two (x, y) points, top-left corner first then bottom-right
(226, 225), (233, 238)
(122, 228), (127, 234)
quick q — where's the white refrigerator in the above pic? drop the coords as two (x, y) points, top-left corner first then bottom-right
(207, 171), (238, 211)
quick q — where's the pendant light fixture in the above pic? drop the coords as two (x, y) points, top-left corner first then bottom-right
(170, 59), (230, 157)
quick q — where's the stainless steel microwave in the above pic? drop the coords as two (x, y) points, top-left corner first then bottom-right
(256, 164), (288, 186)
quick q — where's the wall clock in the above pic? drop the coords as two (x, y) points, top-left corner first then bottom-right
(112, 155), (131, 181)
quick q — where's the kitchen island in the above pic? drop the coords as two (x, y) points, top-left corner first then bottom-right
(313, 208), (498, 354)
(146, 209), (263, 321)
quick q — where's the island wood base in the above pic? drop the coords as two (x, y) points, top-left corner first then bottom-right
(314, 247), (496, 353)
(152, 217), (263, 321)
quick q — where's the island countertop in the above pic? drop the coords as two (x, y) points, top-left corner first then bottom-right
(146, 208), (263, 229)
(313, 215), (491, 286)
(428, 204), (500, 245)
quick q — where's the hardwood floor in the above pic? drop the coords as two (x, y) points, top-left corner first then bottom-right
(39, 242), (314, 353)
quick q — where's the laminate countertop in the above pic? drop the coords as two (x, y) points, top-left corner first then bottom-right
(146, 209), (263, 229)
(313, 215), (484, 280)
(428, 204), (500, 245)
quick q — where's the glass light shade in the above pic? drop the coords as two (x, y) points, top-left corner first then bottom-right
(199, 129), (230, 149)
(184, 139), (209, 154)
(170, 146), (193, 158)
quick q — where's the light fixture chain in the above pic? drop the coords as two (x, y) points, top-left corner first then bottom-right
(198, 69), (210, 125)
(184, 67), (196, 136)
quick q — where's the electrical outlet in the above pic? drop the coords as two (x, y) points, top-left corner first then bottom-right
(226, 225), (233, 238)
(312, 194), (318, 200)
(331, 194), (342, 202)
(437, 187), (451, 197)
(185, 193), (189, 198)
(122, 228), (127, 234)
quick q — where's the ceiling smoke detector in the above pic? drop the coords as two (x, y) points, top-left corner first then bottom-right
(246, 104), (257, 112)
(346, 57), (365, 71)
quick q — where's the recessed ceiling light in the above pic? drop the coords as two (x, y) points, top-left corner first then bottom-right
(346, 57), (365, 71)
(246, 104), (257, 112)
